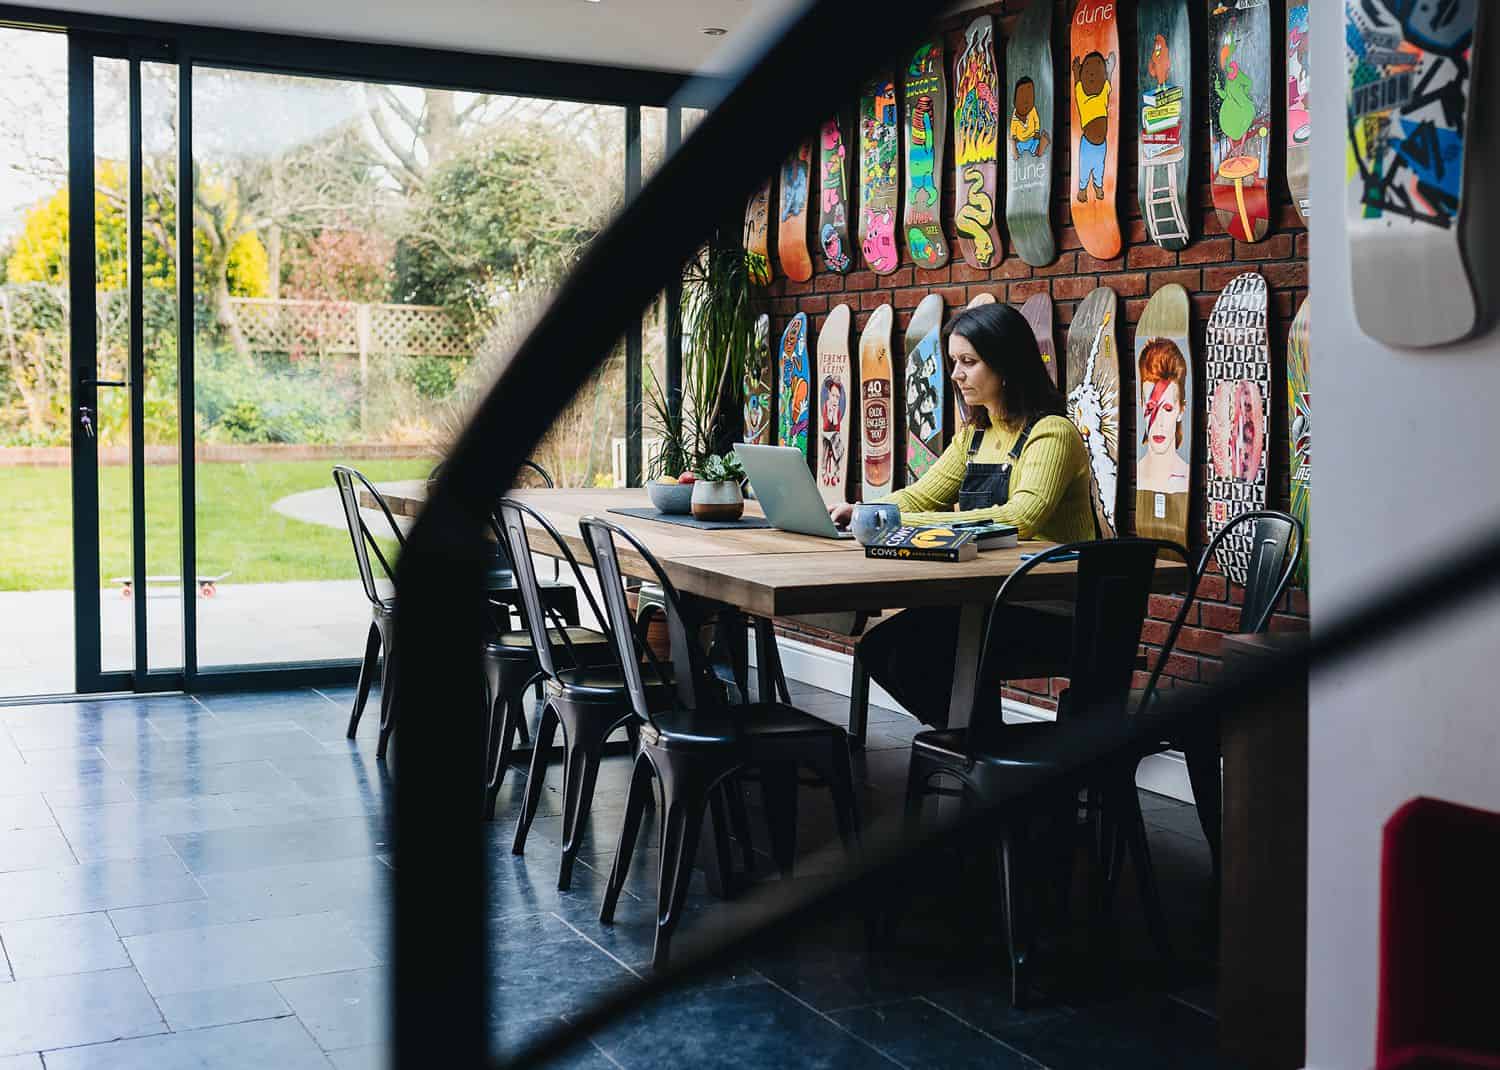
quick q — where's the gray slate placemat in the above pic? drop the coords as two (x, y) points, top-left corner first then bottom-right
(607, 506), (772, 531)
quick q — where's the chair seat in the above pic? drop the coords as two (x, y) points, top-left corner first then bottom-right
(648, 701), (840, 748)
(553, 664), (675, 704)
(914, 718), (1142, 775)
(486, 626), (613, 664)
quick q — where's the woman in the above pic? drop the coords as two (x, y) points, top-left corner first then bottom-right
(828, 303), (1094, 726)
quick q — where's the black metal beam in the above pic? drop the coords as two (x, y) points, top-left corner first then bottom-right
(624, 105), (644, 487)
(665, 104), (683, 421)
(177, 57), (199, 682)
(127, 53), (148, 685)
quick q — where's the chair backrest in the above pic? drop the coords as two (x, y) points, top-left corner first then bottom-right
(332, 465), (405, 608)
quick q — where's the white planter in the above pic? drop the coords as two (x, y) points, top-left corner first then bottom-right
(690, 480), (744, 521)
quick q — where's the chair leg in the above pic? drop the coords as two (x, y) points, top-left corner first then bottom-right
(1000, 825), (1030, 1008)
(347, 622), (382, 739)
(511, 703), (559, 855)
(375, 644), (397, 760)
(904, 752), (932, 825)
(1119, 777), (1174, 961)
(723, 778), (755, 874)
(1182, 731), (1223, 886)
(601, 752), (655, 925)
(822, 737), (861, 850)
(847, 648), (869, 750)
(558, 717), (606, 891)
(653, 768), (716, 968)
(759, 763), (799, 878)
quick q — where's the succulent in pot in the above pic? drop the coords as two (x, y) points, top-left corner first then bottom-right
(690, 452), (745, 521)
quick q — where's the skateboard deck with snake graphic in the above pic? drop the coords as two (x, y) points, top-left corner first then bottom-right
(904, 41), (949, 270)
(904, 293), (946, 486)
(816, 303), (853, 504)
(744, 177), (773, 286)
(1137, 0), (1193, 251)
(1210, 0), (1274, 242)
(744, 313), (772, 445)
(1205, 272), (1270, 585)
(1287, 4), (1311, 225)
(1288, 295), (1310, 585)
(953, 14), (1003, 271)
(777, 313), (810, 458)
(1006, 0), (1057, 267)
(1133, 283), (1193, 544)
(859, 303), (896, 497)
(1070, 0), (1123, 260)
(778, 138), (814, 283)
(1066, 285), (1121, 538)
(1020, 292), (1059, 391)
(819, 116), (854, 274)
(859, 77), (901, 276)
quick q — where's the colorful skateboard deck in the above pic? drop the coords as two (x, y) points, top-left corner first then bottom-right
(904, 293), (946, 485)
(1288, 296), (1310, 586)
(816, 304), (854, 504)
(1287, 4), (1311, 225)
(1066, 286), (1121, 538)
(1346, 0), (1482, 347)
(859, 77), (901, 276)
(1210, 0), (1274, 242)
(1205, 272), (1271, 585)
(953, 15), (1003, 271)
(1020, 292), (1060, 390)
(819, 116), (854, 274)
(744, 177), (773, 286)
(1133, 283), (1193, 544)
(744, 314), (772, 445)
(1137, 0), (1193, 251)
(1006, 0), (1057, 268)
(778, 139), (814, 283)
(777, 313), (810, 457)
(1070, 1), (1122, 261)
(904, 41), (949, 270)
(859, 304), (896, 498)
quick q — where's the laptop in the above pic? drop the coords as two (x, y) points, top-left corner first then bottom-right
(734, 443), (855, 539)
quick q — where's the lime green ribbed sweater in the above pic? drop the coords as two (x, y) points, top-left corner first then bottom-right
(881, 415), (1096, 543)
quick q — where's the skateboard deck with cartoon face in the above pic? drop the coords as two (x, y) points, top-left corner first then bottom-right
(1006, 0), (1057, 267)
(859, 304), (896, 497)
(1287, 4), (1311, 225)
(904, 293), (946, 485)
(816, 303), (854, 504)
(1066, 285), (1121, 537)
(1210, 0), (1274, 242)
(1288, 295), (1310, 585)
(777, 139), (814, 283)
(778, 313), (811, 457)
(859, 77), (901, 276)
(819, 116), (854, 274)
(744, 177), (773, 285)
(1020, 291), (1060, 390)
(1134, 283), (1193, 544)
(744, 313), (772, 445)
(1137, 0), (1193, 251)
(1205, 272), (1271, 584)
(953, 15), (1004, 271)
(1071, 0), (1123, 260)
(904, 41), (950, 270)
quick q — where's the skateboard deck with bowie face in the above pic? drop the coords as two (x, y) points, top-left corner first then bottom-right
(1070, 1), (1123, 261)
(1210, 0), (1274, 242)
(859, 77), (901, 275)
(1288, 295), (1310, 586)
(1133, 283), (1193, 544)
(859, 304), (896, 497)
(1007, 0), (1057, 267)
(744, 177), (773, 286)
(904, 293), (946, 485)
(819, 116), (854, 274)
(1137, 0), (1193, 251)
(1066, 285), (1121, 538)
(1346, 0), (1482, 347)
(778, 139), (814, 283)
(816, 304), (854, 504)
(1287, 4), (1311, 226)
(777, 313), (810, 457)
(1205, 272), (1271, 585)
(953, 15), (1003, 271)
(904, 41), (950, 270)
(1020, 292), (1060, 390)
(744, 314), (772, 445)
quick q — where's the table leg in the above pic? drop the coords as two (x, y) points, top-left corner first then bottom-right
(945, 603), (987, 730)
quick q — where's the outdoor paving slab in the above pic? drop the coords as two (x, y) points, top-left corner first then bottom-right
(39, 1015), (330, 1070)
(0, 854), (202, 923)
(0, 967), (164, 1056)
(155, 981), (293, 1032)
(0, 1054), (42, 1069)
(0, 913), (129, 978)
(0, 795), (55, 834)
(0, 828), (75, 874)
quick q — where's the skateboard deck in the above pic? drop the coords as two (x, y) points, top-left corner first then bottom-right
(1133, 283), (1194, 544)
(1020, 292), (1060, 390)
(1006, 0), (1057, 267)
(1287, 4), (1311, 225)
(965, 293), (997, 309)
(778, 139), (814, 283)
(953, 15), (1003, 271)
(859, 303), (896, 498)
(1066, 285), (1121, 538)
(744, 177), (772, 286)
(859, 77), (901, 275)
(1070, 1), (1123, 261)
(904, 293), (946, 485)
(1288, 295), (1310, 586)
(1346, 0), (1482, 347)
(816, 304), (854, 504)
(1210, 0), (1274, 242)
(1137, 0), (1193, 251)
(819, 116), (854, 274)
(904, 41), (950, 270)
(777, 313), (810, 457)
(744, 314), (772, 445)
(1205, 272), (1271, 585)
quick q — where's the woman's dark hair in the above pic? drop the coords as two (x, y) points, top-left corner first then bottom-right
(942, 302), (1066, 429)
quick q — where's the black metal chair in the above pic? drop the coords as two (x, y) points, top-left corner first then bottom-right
(580, 515), (860, 968)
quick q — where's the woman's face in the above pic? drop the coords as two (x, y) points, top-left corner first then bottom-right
(949, 331), (1004, 414)
(1144, 380), (1182, 456)
(823, 386), (841, 424)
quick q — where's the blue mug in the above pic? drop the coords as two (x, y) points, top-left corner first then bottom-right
(850, 502), (902, 546)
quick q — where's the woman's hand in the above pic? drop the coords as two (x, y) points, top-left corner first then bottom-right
(829, 502), (855, 529)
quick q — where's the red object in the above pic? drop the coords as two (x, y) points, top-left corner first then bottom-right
(1377, 798), (1500, 1070)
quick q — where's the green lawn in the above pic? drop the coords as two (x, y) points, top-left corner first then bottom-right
(0, 459), (431, 592)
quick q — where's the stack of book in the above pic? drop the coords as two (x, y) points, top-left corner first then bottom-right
(863, 521), (1019, 563)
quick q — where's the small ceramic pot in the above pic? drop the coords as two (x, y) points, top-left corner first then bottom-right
(690, 480), (744, 521)
(647, 481), (694, 514)
(850, 502), (902, 546)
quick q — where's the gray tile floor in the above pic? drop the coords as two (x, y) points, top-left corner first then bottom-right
(0, 681), (1228, 1068)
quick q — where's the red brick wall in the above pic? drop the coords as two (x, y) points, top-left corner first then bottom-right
(761, 0), (1309, 705)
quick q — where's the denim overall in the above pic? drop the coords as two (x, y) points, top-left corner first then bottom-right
(956, 420), (1037, 512)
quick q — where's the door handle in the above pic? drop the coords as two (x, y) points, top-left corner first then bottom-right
(81, 378), (128, 388)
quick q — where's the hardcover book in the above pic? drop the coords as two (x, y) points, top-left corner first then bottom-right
(864, 525), (978, 562)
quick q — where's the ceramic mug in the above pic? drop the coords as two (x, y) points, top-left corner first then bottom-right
(850, 502), (902, 546)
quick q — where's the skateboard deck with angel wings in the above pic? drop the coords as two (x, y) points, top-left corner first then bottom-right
(744, 314), (772, 445)
(777, 313), (810, 457)
(1287, 4), (1311, 226)
(744, 177), (773, 286)
(904, 293), (946, 485)
(1137, 0), (1193, 251)
(1071, 0), (1123, 261)
(778, 139), (814, 283)
(816, 304), (853, 504)
(859, 304), (896, 497)
(953, 15), (1003, 271)
(1066, 285), (1121, 538)
(1020, 292), (1060, 390)
(819, 116), (854, 274)
(1133, 283), (1194, 544)
(904, 41), (949, 270)
(1205, 272), (1271, 585)
(1210, 0), (1274, 242)
(1006, 0), (1057, 267)
(859, 77), (901, 275)
(1288, 295), (1310, 585)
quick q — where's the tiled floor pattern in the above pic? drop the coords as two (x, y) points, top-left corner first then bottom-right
(0, 683), (1229, 1068)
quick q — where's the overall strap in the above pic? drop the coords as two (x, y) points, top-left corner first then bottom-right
(966, 426), (986, 457)
(1007, 418), (1040, 463)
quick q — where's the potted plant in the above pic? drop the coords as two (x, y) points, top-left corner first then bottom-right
(690, 451), (745, 521)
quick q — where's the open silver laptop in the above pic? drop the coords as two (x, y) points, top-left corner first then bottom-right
(734, 443), (855, 539)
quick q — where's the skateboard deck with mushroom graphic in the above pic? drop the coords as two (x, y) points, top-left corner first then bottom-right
(1134, 283), (1194, 544)
(904, 293), (946, 485)
(744, 314), (772, 445)
(859, 304), (896, 497)
(904, 41), (949, 270)
(1007, 0), (1057, 267)
(953, 14), (1004, 271)
(816, 303), (854, 504)
(1205, 272), (1271, 585)
(819, 116), (854, 274)
(1138, 0), (1193, 251)
(1288, 295), (1310, 585)
(859, 77), (902, 276)
(1066, 285), (1121, 538)
(744, 177), (773, 286)
(777, 313), (811, 458)
(1021, 292), (1060, 391)
(1287, 4), (1311, 225)
(1071, 0), (1123, 261)
(777, 139), (814, 283)
(1210, 0), (1274, 242)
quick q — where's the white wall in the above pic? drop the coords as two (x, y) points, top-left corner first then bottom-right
(1308, 2), (1500, 1066)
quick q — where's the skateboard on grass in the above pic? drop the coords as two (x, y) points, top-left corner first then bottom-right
(1071, 1), (1122, 261)
(1210, 0), (1274, 243)
(1133, 283), (1194, 544)
(953, 15), (1003, 271)
(1346, 0), (1483, 347)
(1288, 296), (1310, 586)
(859, 77), (901, 275)
(777, 313), (810, 457)
(744, 177), (773, 286)
(904, 293), (946, 485)
(1006, 0), (1057, 267)
(744, 314), (772, 445)
(1287, 4), (1311, 225)
(819, 116), (854, 274)
(816, 304), (853, 504)
(1020, 292), (1059, 390)
(1205, 272), (1271, 585)
(1137, 0), (1193, 251)
(1066, 285), (1121, 538)
(114, 572), (230, 599)
(904, 41), (949, 270)
(778, 139), (814, 283)
(859, 303), (896, 498)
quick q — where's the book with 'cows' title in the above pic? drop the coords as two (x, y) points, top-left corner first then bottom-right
(864, 525), (978, 563)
